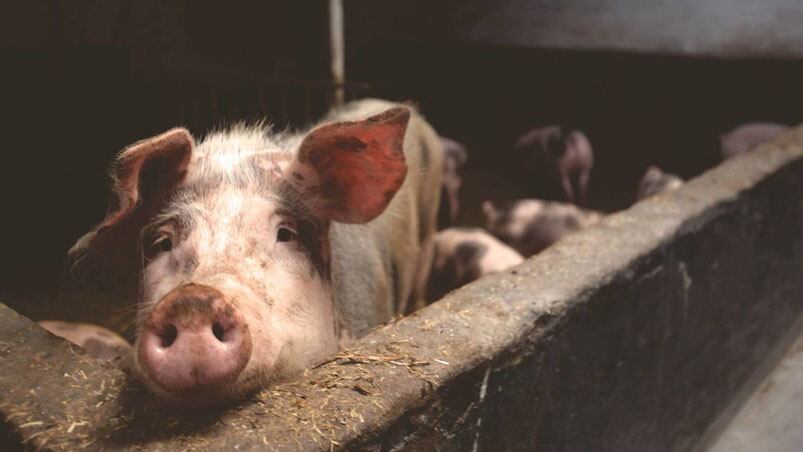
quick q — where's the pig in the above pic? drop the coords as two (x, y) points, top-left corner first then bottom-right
(514, 125), (594, 204)
(483, 199), (603, 257)
(636, 165), (684, 200)
(320, 101), (444, 315)
(38, 320), (131, 363)
(425, 228), (524, 303)
(64, 99), (443, 405)
(719, 122), (789, 159)
(437, 137), (468, 229)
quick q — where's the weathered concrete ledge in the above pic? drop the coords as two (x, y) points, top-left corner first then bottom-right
(2, 126), (803, 451)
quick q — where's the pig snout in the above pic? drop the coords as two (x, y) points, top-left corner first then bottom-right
(138, 284), (252, 395)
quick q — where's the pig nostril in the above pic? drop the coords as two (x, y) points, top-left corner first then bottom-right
(212, 322), (226, 342)
(160, 324), (178, 348)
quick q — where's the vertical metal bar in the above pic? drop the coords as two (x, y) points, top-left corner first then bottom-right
(329, 0), (345, 107)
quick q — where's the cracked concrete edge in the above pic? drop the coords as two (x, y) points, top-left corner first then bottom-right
(0, 125), (801, 451)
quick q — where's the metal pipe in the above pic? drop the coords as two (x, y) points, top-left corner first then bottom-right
(329, 0), (345, 106)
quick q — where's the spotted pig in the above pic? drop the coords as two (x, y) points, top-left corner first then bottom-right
(425, 227), (523, 303)
(483, 199), (603, 257)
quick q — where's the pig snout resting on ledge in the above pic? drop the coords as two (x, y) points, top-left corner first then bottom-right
(60, 99), (443, 406)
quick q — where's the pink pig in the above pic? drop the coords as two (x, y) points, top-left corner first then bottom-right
(62, 99), (443, 405)
(425, 227), (523, 303)
(514, 126), (594, 204)
(483, 199), (603, 257)
(719, 122), (789, 159)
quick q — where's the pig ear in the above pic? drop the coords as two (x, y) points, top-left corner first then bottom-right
(288, 107), (410, 224)
(69, 128), (194, 285)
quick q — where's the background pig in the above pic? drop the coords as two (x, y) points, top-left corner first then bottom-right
(437, 136), (469, 229)
(64, 99), (443, 405)
(425, 228), (523, 303)
(483, 199), (603, 257)
(39, 320), (131, 363)
(514, 125), (594, 204)
(636, 165), (684, 200)
(719, 122), (789, 159)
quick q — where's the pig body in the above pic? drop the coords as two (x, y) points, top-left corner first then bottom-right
(483, 199), (603, 257)
(636, 165), (684, 200)
(39, 320), (131, 363)
(719, 122), (789, 159)
(437, 137), (468, 229)
(322, 100), (444, 318)
(514, 126), (594, 203)
(425, 227), (523, 303)
(65, 99), (443, 404)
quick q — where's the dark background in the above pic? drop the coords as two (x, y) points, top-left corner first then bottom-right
(1, 0), (801, 321)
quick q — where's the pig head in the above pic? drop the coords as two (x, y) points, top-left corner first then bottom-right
(67, 107), (412, 405)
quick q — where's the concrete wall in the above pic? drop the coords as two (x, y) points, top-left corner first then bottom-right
(1, 127), (802, 450)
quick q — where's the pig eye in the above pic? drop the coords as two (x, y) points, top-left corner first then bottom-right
(276, 226), (297, 243)
(144, 235), (173, 260)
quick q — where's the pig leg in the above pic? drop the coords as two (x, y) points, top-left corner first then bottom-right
(561, 174), (575, 203)
(577, 170), (590, 205)
(408, 236), (435, 314)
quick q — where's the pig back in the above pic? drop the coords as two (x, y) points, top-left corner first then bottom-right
(327, 99), (443, 337)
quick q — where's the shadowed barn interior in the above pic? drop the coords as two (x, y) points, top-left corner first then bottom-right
(1, 1), (802, 450)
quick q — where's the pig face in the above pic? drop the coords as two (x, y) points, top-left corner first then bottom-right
(68, 108), (410, 405)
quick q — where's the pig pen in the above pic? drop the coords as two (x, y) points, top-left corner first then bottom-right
(1, 120), (802, 450)
(3, 5), (803, 447)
